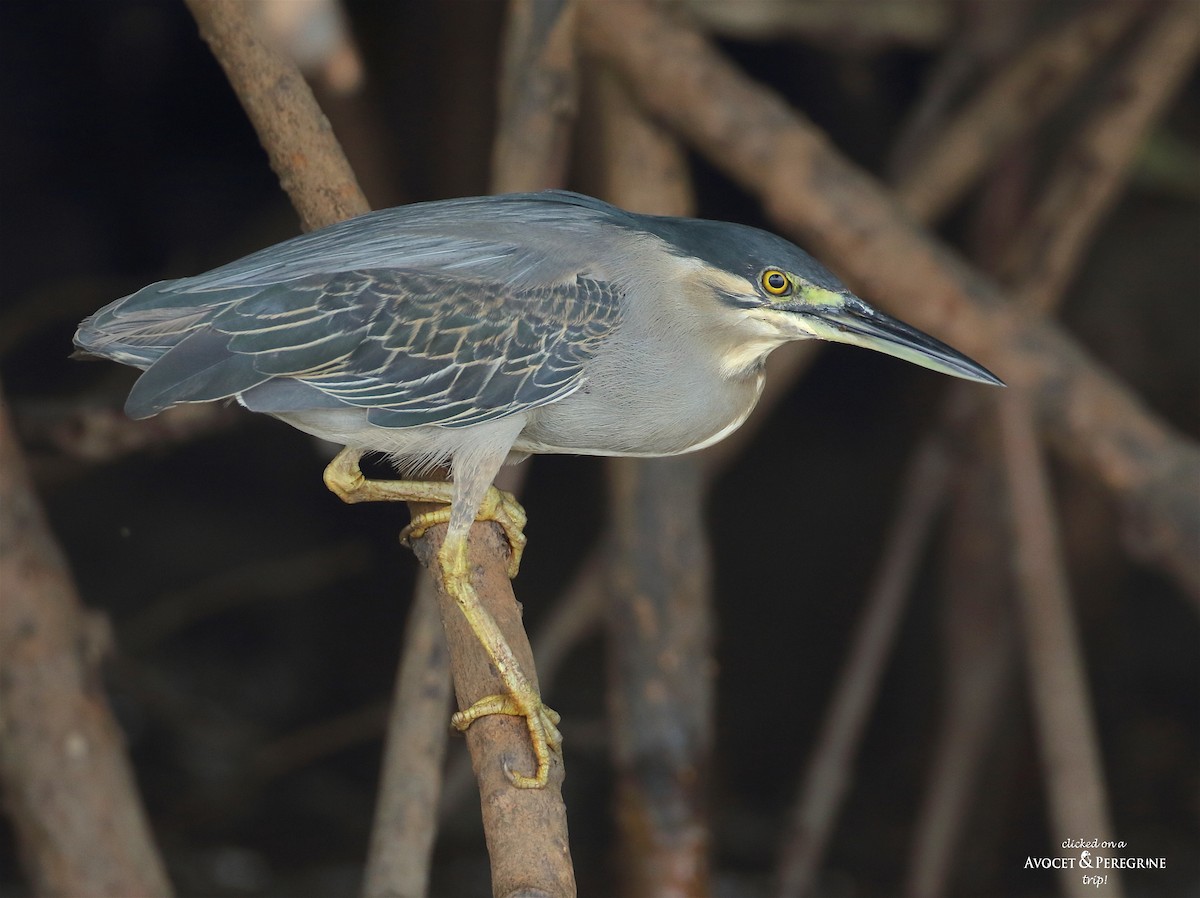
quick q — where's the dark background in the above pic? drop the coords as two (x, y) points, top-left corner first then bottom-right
(1, 2), (1197, 896)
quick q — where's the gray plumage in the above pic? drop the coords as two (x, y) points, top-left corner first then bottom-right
(74, 190), (1003, 791)
(76, 190), (997, 472)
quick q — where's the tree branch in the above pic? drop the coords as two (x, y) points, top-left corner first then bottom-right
(893, 0), (1144, 221)
(998, 391), (1123, 898)
(363, 581), (452, 898)
(185, 2), (577, 895)
(594, 68), (713, 897)
(579, 0), (1200, 598)
(0, 390), (172, 897)
(492, 0), (580, 194)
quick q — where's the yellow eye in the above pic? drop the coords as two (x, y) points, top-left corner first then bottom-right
(761, 269), (791, 297)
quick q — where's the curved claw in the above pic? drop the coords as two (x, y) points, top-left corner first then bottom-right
(452, 691), (562, 788)
(401, 486), (527, 578)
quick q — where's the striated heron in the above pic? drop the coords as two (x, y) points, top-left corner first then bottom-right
(75, 190), (1001, 788)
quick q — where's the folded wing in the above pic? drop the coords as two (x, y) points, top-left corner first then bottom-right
(76, 267), (622, 429)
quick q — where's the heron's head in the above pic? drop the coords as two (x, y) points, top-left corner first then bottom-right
(644, 215), (1003, 386)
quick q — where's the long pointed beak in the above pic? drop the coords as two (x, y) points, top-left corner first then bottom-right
(795, 291), (1004, 386)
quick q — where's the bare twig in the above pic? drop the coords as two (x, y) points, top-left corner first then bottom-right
(579, 0), (1200, 599)
(889, 0), (1036, 180)
(492, 0), (579, 193)
(893, 0), (1144, 222)
(0, 390), (172, 897)
(257, 702), (389, 781)
(998, 390), (1123, 898)
(438, 529), (606, 821)
(363, 464), (522, 896)
(775, 436), (952, 898)
(122, 542), (369, 651)
(18, 400), (239, 465)
(905, 418), (1019, 898)
(184, 3), (576, 896)
(1002, 0), (1200, 313)
(363, 581), (454, 898)
(185, 0), (369, 229)
(410, 528), (575, 898)
(593, 67), (713, 898)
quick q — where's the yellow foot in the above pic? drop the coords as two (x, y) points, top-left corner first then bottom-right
(400, 487), (527, 578)
(323, 447), (527, 577)
(453, 690), (563, 789)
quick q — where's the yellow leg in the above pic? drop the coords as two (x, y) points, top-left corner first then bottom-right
(322, 447), (527, 576)
(323, 446), (559, 787)
(439, 533), (562, 788)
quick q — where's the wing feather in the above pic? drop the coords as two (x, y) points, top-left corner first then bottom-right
(115, 267), (622, 428)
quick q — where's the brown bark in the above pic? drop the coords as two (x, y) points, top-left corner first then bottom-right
(998, 391), (1123, 898)
(411, 525), (575, 898)
(606, 458), (714, 898)
(362, 581), (452, 898)
(592, 69), (713, 898)
(185, 0), (369, 230)
(185, 2), (576, 895)
(579, 0), (1200, 599)
(0, 391), (172, 897)
(492, 0), (580, 194)
(893, 0), (1145, 222)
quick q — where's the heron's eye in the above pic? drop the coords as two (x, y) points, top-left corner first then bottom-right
(761, 269), (791, 297)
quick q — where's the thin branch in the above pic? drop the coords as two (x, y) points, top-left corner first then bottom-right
(185, 0), (369, 230)
(0, 389), (172, 897)
(905, 418), (1019, 898)
(579, 0), (1200, 599)
(998, 390), (1123, 898)
(121, 542), (369, 652)
(491, 0), (579, 194)
(257, 703), (389, 781)
(892, 0), (1144, 222)
(365, 463), (524, 898)
(184, 3), (576, 896)
(774, 435), (952, 898)
(1002, 0), (1200, 313)
(409, 528), (575, 898)
(363, 581), (454, 898)
(593, 66), (713, 898)
(905, 606), (1015, 898)
(889, 0), (1036, 180)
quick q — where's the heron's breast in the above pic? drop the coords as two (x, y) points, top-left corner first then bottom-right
(516, 359), (765, 457)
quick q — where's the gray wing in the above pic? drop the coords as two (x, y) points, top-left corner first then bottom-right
(148, 192), (636, 292)
(99, 268), (622, 428)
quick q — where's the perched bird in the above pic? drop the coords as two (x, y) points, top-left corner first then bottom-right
(75, 190), (1001, 787)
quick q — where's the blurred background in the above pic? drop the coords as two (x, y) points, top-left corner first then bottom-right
(1, 1), (1196, 896)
